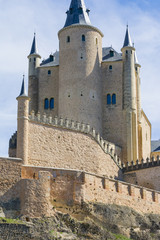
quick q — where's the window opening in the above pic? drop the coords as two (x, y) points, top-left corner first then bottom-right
(112, 94), (116, 104)
(107, 94), (111, 105)
(50, 98), (54, 109)
(67, 36), (70, 43)
(82, 35), (85, 42)
(48, 70), (51, 75)
(44, 98), (49, 109)
(109, 65), (112, 70)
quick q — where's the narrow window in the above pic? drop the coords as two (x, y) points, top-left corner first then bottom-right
(50, 98), (54, 109)
(34, 58), (36, 62)
(82, 35), (85, 42)
(126, 50), (128, 54)
(96, 38), (98, 45)
(107, 94), (111, 105)
(67, 36), (70, 43)
(44, 98), (49, 109)
(79, 7), (83, 14)
(48, 70), (51, 75)
(109, 65), (112, 70)
(112, 94), (116, 104)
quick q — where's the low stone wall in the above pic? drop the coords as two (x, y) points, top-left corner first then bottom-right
(22, 166), (160, 216)
(27, 120), (122, 179)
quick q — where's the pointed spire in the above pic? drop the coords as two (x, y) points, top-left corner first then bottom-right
(64, 0), (91, 28)
(30, 33), (38, 55)
(123, 25), (133, 48)
(19, 75), (27, 97)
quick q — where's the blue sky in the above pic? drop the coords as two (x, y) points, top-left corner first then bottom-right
(0, 0), (160, 156)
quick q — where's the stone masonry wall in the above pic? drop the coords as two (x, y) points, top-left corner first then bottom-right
(27, 120), (122, 179)
(0, 157), (22, 217)
(124, 165), (160, 191)
(22, 166), (160, 216)
(141, 111), (151, 160)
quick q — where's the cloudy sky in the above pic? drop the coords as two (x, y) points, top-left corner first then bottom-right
(0, 0), (160, 156)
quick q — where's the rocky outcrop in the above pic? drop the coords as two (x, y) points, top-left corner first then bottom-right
(0, 203), (160, 239)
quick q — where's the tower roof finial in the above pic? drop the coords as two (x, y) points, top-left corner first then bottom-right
(30, 32), (38, 55)
(19, 75), (27, 97)
(64, 0), (91, 28)
(123, 25), (132, 48)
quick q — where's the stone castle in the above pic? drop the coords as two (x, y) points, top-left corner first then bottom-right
(0, 0), (160, 219)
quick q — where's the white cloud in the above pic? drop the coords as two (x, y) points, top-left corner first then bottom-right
(0, 0), (160, 156)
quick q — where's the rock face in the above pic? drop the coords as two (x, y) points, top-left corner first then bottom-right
(0, 203), (160, 239)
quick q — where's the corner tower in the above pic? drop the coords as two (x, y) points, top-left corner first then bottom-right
(28, 33), (41, 113)
(121, 26), (138, 163)
(58, 0), (103, 134)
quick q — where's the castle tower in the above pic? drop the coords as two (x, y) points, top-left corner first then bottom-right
(28, 33), (41, 113)
(121, 26), (138, 163)
(16, 76), (30, 165)
(58, 0), (103, 134)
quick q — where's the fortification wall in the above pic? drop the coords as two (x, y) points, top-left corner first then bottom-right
(27, 114), (122, 178)
(123, 156), (160, 191)
(22, 166), (160, 215)
(0, 157), (22, 217)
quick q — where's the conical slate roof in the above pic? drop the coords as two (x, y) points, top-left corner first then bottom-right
(30, 33), (38, 55)
(19, 75), (27, 97)
(123, 25), (132, 48)
(64, 0), (91, 28)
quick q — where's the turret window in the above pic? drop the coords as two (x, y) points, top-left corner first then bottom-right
(112, 94), (116, 104)
(44, 98), (49, 109)
(109, 65), (112, 70)
(107, 94), (111, 105)
(67, 36), (70, 43)
(96, 38), (98, 45)
(82, 35), (85, 42)
(48, 70), (51, 75)
(34, 58), (36, 62)
(50, 98), (54, 109)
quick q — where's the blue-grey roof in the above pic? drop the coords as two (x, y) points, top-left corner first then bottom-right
(30, 33), (38, 55)
(102, 47), (122, 62)
(40, 51), (59, 67)
(64, 0), (91, 28)
(19, 75), (27, 97)
(123, 26), (132, 48)
(151, 140), (160, 152)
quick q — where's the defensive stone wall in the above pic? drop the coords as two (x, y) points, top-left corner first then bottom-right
(27, 112), (122, 178)
(22, 166), (160, 216)
(0, 157), (22, 217)
(123, 156), (160, 191)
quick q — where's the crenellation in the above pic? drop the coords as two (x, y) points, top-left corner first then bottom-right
(65, 118), (70, 128)
(71, 119), (75, 129)
(59, 117), (64, 126)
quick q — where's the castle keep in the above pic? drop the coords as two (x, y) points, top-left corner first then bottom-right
(1, 0), (160, 220)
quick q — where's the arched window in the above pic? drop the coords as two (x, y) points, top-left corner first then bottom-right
(107, 94), (111, 105)
(96, 38), (98, 45)
(44, 98), (49, 109)
(82, 35), (85, 42)
(67, 36), (70, 43)
(50, 98), (54, 109)
(112, 94), (116, 104)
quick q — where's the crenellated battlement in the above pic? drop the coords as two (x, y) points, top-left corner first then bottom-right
(29, 111), (122, 168)
(122, 156), (160, 172)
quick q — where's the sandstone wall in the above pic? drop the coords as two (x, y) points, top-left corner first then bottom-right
(38, 66), (59, 117)
(22, 166), (160, 216)
(27, 121), (122, 178)
(124, 165), (160, 191)
(0, 157), (22, 217)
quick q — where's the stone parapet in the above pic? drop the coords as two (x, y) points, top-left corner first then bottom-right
(122, 156), (160, 172)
